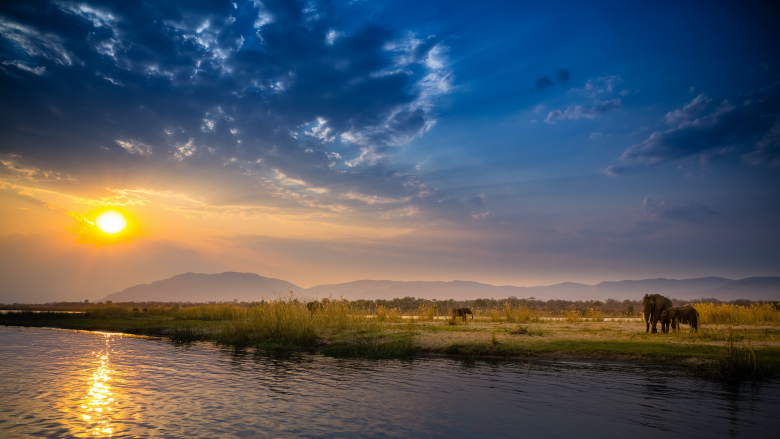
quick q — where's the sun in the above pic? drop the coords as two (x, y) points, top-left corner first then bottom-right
(95, 210), (128, 235)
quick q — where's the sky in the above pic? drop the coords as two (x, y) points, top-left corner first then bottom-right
(1, 0), (779, 303)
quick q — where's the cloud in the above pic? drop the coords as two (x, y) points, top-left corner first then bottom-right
(600, 165), (625, 176)
(571, 75), (623, 97)
(535, 75), (554, 89)
(545, 99), (622, 124)
(116, 140), (152, 156)
(0, 0), (457, 219)
(0, 17), (73, 65)
(1, 60), (45, 75)
(665, 94), (712, 125)
(639, 197), (718, 224)
(466, 195), (484, 207)
(556, 68), (570, 85)
(621, 89), (779, 165)
(590, 132), (603, 140)
(743, 116), (780, 167)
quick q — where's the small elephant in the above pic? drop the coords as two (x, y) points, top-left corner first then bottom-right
(132, 308), (139, 311)
(642, 294), (673, 334)
(660, 306), (699, 332)
(142, 308), (148, 312)
(451, 307), (473, 322)
(306, 301), (323, 314)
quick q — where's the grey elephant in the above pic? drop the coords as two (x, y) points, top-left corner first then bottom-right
(660, 306), (699, 332)
(642, 294), (673, 334)
(451, 307), (473, 322)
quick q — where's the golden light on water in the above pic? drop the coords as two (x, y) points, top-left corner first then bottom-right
(74, 334), (118, 437)
(95, 211), (127, 235)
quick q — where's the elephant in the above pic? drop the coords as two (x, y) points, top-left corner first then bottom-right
(451, 307), (473, 322)
(306, 301), (323, 314)
(660, 306), (699, 332)
(642, 294), (673, 334)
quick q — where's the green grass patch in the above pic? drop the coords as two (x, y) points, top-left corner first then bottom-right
(441, 338), (780, 365)
(322, 335), (415, 359)
(170, 326), (212, 343)
(414, 325), (478, 333)
(509, 325), (545, 336)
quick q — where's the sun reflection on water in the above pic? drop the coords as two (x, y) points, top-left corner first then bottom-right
(74, 334), (117, 437)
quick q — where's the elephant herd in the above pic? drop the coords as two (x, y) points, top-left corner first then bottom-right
(642, 294), (699, 333)
(306, 296), (699, 333)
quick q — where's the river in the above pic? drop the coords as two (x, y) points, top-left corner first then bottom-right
(0, 326), (777, 438)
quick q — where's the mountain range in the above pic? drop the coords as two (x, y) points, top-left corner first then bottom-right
(99, 272), (780, 303)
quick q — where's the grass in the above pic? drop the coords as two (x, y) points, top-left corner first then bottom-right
(565, 311), (581, 324)
(509, 325), (545, 336)
(3, 302), (780, 380)
(322, 336), (415, 359)
(684, 328), (777, 381)
(170, 326), (211, 343)
(375, 305), (403, 323)
(693, 302), (780, 326)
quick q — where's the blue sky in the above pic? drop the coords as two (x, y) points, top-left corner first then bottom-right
(0, 0), (779, 301)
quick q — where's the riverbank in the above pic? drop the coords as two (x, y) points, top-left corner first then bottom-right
(3, 311), (779, 378)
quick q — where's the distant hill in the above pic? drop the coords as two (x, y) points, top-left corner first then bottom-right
(305, 277), (780, 301)
(304, 280), (593, 301)
(99, 272), (780, 303)
(100, 272), (300, 303)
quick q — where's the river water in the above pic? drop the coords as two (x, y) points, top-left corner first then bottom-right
(0, 326), (777, 438)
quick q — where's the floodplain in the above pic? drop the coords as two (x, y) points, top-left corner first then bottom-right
(2, 298), (779, 381)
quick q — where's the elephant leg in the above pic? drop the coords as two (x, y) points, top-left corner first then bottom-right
(645, 315), (650, 333)
(651, 311), (659, 333)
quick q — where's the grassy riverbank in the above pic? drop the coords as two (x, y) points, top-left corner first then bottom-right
(3, 300), (780, 380)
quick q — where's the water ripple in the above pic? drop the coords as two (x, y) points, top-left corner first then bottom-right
(0, 326), (778, 438)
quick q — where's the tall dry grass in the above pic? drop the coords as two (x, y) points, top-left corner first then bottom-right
(504, 304), (541, 323)
(375, 305), (403, 323)
(586, 307), (605, 322)
(82, 296), (385, 347)
(417, 304), (437, 321)
(480, 303), (542, 323)
(693, 303), (780, 326)
(565, 310), (581, 323)
(698, 326), (774, 381)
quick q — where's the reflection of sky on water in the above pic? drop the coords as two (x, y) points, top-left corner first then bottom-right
(1, 326), (779, 438)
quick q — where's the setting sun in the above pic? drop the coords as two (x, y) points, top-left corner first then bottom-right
(95, 211), (127, 235)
